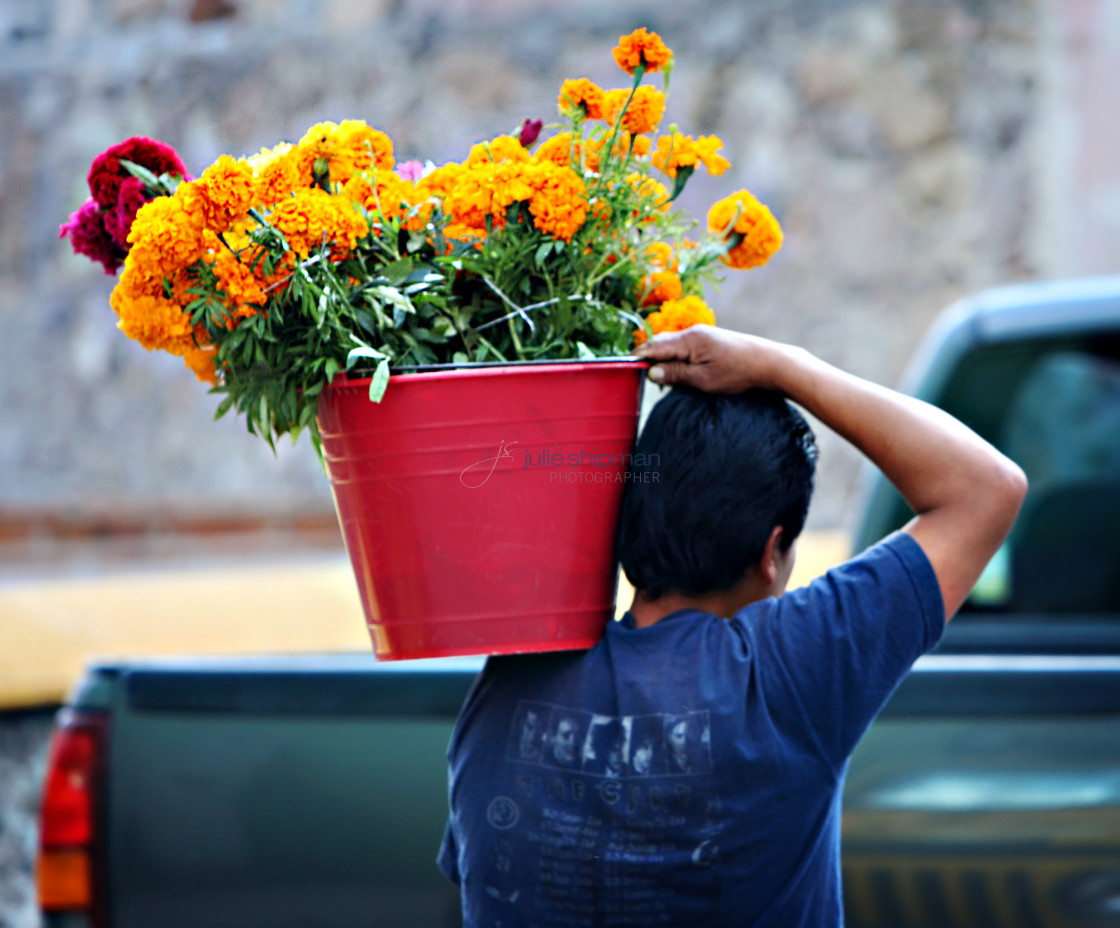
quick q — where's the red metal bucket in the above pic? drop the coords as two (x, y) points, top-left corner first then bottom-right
(316, 359), (648, 660)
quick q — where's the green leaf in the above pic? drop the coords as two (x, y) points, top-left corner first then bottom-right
(347, 344), (387, 368)
(382, 257), (414, 286)
(368, 359), (390, 402)
(353, 309), (377, 335)
(118, 158), (162, 193)
(534, 241), (553, 267)
(668, 164), (695, 203)
(374, 286), (416, 317)
(213, 395), (235, 420)
(576, 341), (596, 361)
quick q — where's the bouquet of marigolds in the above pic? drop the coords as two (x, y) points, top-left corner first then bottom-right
(62, 28), (782, 452)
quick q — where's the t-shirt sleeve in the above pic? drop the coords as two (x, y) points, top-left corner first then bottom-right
(738, 531), (944, 772)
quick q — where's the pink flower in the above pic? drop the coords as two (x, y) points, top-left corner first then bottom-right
(59, 199), (127, 275)
(87, 136), (188, 209)
(518, 118), (543, 148)
(394, 160), (425, 181)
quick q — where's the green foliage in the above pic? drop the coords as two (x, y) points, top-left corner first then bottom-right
(192, 67), (729, 453)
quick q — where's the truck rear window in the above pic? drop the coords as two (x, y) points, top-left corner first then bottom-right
(907, 333), (1120, 615)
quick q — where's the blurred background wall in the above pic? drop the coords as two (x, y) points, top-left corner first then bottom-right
(1, 0), (1118, 536)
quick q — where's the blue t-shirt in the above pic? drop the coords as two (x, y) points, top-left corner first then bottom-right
(439, 532), (944, 927)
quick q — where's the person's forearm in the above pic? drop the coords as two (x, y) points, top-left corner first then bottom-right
(761, 343), (1019, 521)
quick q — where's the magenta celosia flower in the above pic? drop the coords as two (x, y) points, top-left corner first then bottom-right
(394, 160), (425, 182)
(87, 136), (188, 209)
(59, 199), (127, 275)
(518, 118), (543, 148)
(104, 176), (149, 250)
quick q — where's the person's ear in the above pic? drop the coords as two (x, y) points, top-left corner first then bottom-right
(759, 525), (785, 585)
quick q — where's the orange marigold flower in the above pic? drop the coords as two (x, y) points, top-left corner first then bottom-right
(267, 187), (369, 259)
(612, 27), (673, 75)
(652, 133), (731, 177)
(126, 194), (206, 282)
(442, 162), (504, 234)
(633, 294), (715, 346)
(443, 222), (486, 245)
(558, 79), (605, 120)
(415, 161), (466, 199)
(465, 135), (530, 166)
(625, 172), (669, 218)
(602, 86), (665, 135)
(181, 343), (218, 384)
(211, 250), (267, 321)
(535, 133), (600, 174)
(252, 146), (307, 205)
(645, 241), (678, 272)
(707, 189), (783, 270)
(180, 155), (256, 232)
(111, 289), (196, 354)
(639, 269), (683, 306)
(491, 161), (538, 213)
(368, 174), (425, 227)
(523, 161), (589, 242)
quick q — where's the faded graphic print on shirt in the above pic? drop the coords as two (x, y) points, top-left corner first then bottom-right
(480, 701), (722, 924)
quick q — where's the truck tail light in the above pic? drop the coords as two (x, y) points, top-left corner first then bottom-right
(37, 709), (108, 921)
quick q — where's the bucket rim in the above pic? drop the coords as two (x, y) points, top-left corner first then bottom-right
(333, 356), (650, 389)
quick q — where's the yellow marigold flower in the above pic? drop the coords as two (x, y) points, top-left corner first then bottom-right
(707, 189), (783, 270)
(602, 86), (665, 135)
(299, 120), (394, 183)
(558, 78), (606, 120)
(612, 27), (673, 75)
(652, 133), (730, 177)
(180, 155), (256, 232)
(633, 295), (715, 346)
(246, 141), (293, 172)
(645, 241), (678, 272)
(466, 135), (530, 166)
(639, 270), (683, 306)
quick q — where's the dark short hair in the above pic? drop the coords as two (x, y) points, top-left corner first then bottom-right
(616, 387), (817, 599)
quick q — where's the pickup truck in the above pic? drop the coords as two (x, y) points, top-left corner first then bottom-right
(36, 275), (1120, 928)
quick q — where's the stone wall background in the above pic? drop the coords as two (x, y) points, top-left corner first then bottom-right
(1, 0), (1117, 534)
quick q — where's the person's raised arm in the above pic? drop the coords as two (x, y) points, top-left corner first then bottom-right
(634, 325), (1028, 622)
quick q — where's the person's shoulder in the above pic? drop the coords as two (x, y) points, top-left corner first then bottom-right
(836, 531), (942, 605)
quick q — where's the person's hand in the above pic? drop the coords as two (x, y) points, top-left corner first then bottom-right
(632, 325), (791, 394)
